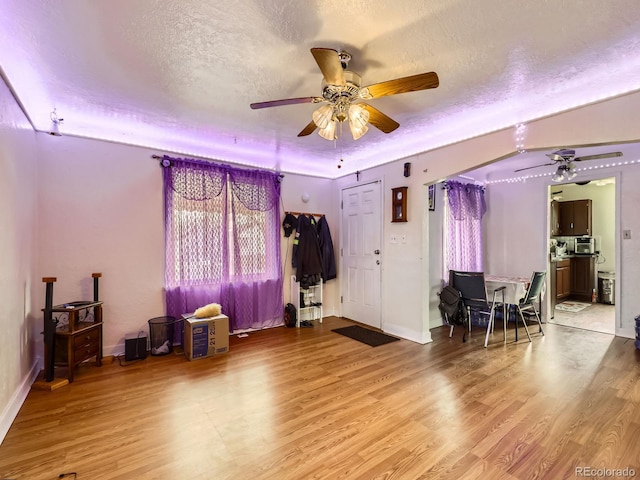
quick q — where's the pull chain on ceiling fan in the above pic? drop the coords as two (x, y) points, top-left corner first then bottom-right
(250, 48), (439, 141)
(514, 148), (623, 182)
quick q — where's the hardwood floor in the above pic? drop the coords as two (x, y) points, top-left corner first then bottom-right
(1, 316), (640, 479)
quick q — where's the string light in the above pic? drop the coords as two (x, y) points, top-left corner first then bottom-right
(514, 123), (527, 154)
(486, 159), (639, 184)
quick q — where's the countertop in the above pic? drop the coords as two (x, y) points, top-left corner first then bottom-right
(550, 253), (597, 262)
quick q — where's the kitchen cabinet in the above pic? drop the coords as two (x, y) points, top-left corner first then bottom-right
(558, 199), (592, 236)
(550, 200), (560, 236)
(556, 259), (571, 300)
(571, 255), (596, 301)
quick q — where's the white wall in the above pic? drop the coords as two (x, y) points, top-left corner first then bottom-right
(483, 180), (549, 279)
(37, 136), (166, 355)
(428, 183), (445, 329)
(619, 167), (640, 337)
(0, 79), (40, 441)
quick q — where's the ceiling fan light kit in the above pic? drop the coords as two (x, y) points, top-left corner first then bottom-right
(312, 104), (333, 129)
(317, 119), (337, 141)
(250, 47), (439, 142)
(552, 163), (577, 182)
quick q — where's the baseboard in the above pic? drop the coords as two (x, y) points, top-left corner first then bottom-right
(0, 357), (41, 445)
(382, 323), (433, 345)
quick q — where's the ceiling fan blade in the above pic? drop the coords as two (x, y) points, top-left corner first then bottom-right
(574, 152), (622, 162)
(362, 72), (439, 99)
(360, 104), (400, 133)
(250, 97), (322, 109)
(514, 162), (555, 173)
(310, 48), (345, 86)
(297, 120), (318, 137)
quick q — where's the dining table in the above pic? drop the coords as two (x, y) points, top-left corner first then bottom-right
(485, 274), (544, 341)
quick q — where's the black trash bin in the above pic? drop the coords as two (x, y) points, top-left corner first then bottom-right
(148, 316), (179, 356)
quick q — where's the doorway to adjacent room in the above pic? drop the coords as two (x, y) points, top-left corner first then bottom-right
(547, 177), (617, 335)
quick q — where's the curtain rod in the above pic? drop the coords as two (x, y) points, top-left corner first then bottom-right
(151, 154), (285, 178)
(285, 211), (324, 217)
(442, 180), (485, 190)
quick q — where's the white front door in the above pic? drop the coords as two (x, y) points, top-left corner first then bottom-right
(341, 181), (382, 329)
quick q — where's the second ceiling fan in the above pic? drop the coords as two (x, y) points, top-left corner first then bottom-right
(515, 148), (623, 182)
(250, 48), (439, 141)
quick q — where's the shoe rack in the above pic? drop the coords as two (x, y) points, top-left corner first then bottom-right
(290, 275), (323, 327)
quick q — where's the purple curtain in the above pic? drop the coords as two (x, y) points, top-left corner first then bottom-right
(444, 181), (486, 273)
(163, 156), (282, 332)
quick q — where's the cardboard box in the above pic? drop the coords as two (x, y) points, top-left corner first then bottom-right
(183, 314), (229, 360)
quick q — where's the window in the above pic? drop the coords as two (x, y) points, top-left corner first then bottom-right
(163, 157), (282, 331)
(442, 181), (486, 277)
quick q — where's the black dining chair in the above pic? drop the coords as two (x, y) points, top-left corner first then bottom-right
(515, 271), (546, 342)
(449, 270), (506, 347)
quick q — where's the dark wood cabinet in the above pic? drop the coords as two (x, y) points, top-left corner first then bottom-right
(557, 200), (592, 236)
(550, 200), (560, 236)
(572, 200), (592, 236)
(51, 301), (103, 382)
(571, 256), (596, 301)
(556, 259), (571, 300)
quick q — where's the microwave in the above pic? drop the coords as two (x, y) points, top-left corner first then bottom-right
(575, 237), (595, 254)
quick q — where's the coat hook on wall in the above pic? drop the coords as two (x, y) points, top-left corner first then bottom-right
(356, 171), (361, 181)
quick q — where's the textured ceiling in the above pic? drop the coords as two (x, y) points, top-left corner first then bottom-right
(2, 0), (640, 178)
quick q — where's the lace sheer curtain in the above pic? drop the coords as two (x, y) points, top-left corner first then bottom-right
(163, 156), (282, 332)
(443, 181), (486, 276)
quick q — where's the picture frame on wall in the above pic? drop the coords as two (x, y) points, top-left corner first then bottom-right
(428, 184), (436, 211)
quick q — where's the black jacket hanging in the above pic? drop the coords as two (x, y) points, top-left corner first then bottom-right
(317, 215), (336, 282)
(294, 215), (323, 289)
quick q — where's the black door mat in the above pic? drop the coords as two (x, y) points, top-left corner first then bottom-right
(331, 325), (400, 347)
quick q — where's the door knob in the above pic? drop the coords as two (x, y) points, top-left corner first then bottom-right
(374, 249), (380, 255)
(376, 260), (380, 265)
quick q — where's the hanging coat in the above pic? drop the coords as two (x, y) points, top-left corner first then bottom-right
(316, 215), (336, 282)
(295, 215), (323, 288)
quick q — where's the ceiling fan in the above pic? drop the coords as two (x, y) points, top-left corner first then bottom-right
(250, 48), (439, 141)
(514, 148), (623, 182)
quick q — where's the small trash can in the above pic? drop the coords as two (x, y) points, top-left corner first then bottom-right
(148, 316), (178, 356)
(598, 272), (615, 305)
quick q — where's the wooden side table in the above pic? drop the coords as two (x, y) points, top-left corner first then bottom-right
(50, 301), (103, 382)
